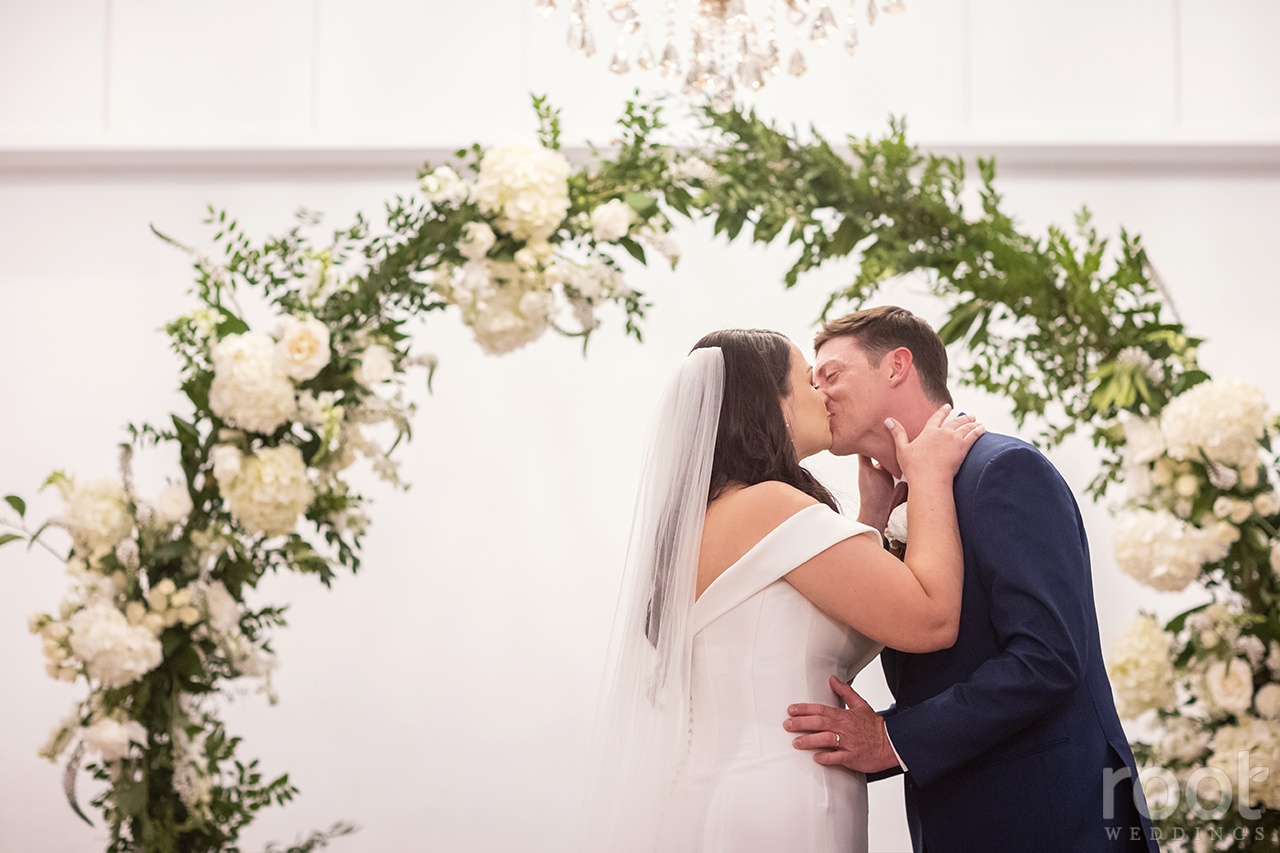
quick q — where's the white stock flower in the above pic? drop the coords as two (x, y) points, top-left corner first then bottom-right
(458, 221), (496, 261)
(67, 603), (163, 688)
(83, 717), (147, 762)
(274, 315), (332, 382)
(1113, 508), (1231, 591)
(1122, 415), (1166, 466)
(1107, 615), (1176, 718)
(1161, 379), (1269, 470)
(355, 344), (396, 388)
(472, 143), (571, 242)
(590, 198), (635, 242)
(420, 165), (468, 205)
(61, 479), (133, 554)
(1256, 683), (1280, 721)
(210, 445), (243, 486)
(209, 333), (296, 434)
(154, 484), (193, 525)
(1206, 657), (1255, 716)
(220, 445), (313, 537)
(635, 225), (680, 265)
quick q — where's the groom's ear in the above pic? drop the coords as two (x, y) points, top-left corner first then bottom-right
(884, 347), (914, 387)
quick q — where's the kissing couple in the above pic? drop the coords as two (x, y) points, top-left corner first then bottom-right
(588, 306), (1157, 852)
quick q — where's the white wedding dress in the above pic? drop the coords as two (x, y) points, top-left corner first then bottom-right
(655, 504), (884, 853)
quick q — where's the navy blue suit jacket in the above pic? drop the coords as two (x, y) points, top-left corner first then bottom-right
(876, 432), (1157, 853)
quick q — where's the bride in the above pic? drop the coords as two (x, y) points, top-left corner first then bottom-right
(587, 329), (983, 852)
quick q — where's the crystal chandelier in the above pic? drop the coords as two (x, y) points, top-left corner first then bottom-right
(535, 0), (906, 108)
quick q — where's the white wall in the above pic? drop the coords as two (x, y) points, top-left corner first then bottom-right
(2, 2), (1279, 851)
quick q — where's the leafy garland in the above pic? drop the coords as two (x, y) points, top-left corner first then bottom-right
(2, 96), (1277, 850)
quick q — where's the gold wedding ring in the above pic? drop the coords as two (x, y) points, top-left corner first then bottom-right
(834, 733), (841, 748)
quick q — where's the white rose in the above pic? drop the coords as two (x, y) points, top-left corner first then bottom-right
(210, 445), (243, 486)
(274, 315), (331, 382)
(459, 221), (496, 261)
(67, 603), (163, 688)
(1256, 684), (1280, 720)
(209, 333), (296, 434)
(591, 198), (635, 242)
(420, 165), (468, 205)
(220, 445), (313, 537)
(83, 718), (147, 762)
(1206, 657), (1254, 715)
(355, 344), (395, 388)
(62, 478), (133, 554)
(154, 484), (193, 525)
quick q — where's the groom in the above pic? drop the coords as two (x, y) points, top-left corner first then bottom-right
(785, 306), (1157, 852)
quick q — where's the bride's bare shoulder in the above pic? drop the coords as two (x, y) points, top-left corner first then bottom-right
(698, 483), (822, 595)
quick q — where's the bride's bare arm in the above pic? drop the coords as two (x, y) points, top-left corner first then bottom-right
(781, 408), (982, 653)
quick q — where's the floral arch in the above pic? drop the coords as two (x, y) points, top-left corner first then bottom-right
(4, 97), (1278, 851)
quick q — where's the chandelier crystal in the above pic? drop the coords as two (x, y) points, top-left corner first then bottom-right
(537, 0), (905, 108)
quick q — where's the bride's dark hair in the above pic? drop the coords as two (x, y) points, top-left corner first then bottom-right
(692, 329), (838, 511)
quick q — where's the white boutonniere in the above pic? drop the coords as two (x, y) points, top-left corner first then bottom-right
(886, 501), (908, 551)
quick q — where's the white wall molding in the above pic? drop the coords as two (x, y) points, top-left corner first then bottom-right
(4, 142), (1280, 180)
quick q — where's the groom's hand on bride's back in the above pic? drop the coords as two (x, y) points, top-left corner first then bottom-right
(784, 676), (899, 774)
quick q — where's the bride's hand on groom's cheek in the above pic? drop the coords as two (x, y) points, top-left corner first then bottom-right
(784, 676), (899, 774)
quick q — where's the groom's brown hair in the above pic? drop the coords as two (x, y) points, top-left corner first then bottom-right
(814, 306), (953, 406)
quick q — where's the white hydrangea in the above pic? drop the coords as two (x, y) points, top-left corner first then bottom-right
(219, 445), (313, 537)
(1113, 508), (1231, 591)
(209, 333), (297, 434)
(274, 315), (331, 382)
(1205, 657), (1254, 716)
(590, 198), (635, 242)
(472, 143), (571, 242)
(453, 261), (554, 355)
(1108, 615), (1176, 718)
(1207, 716), (1280, 809)
(67, 603), (163, 688)
(1157, 716), (1211, 762)
(60, 478), (133, 555)
(83, 717), (147, 762)
(1161, 379), (1269, 470)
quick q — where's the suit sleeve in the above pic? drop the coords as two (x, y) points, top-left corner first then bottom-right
(882, 445), (1092, 789)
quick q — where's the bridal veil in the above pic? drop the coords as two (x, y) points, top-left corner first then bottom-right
(584, 346), (724, 851)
